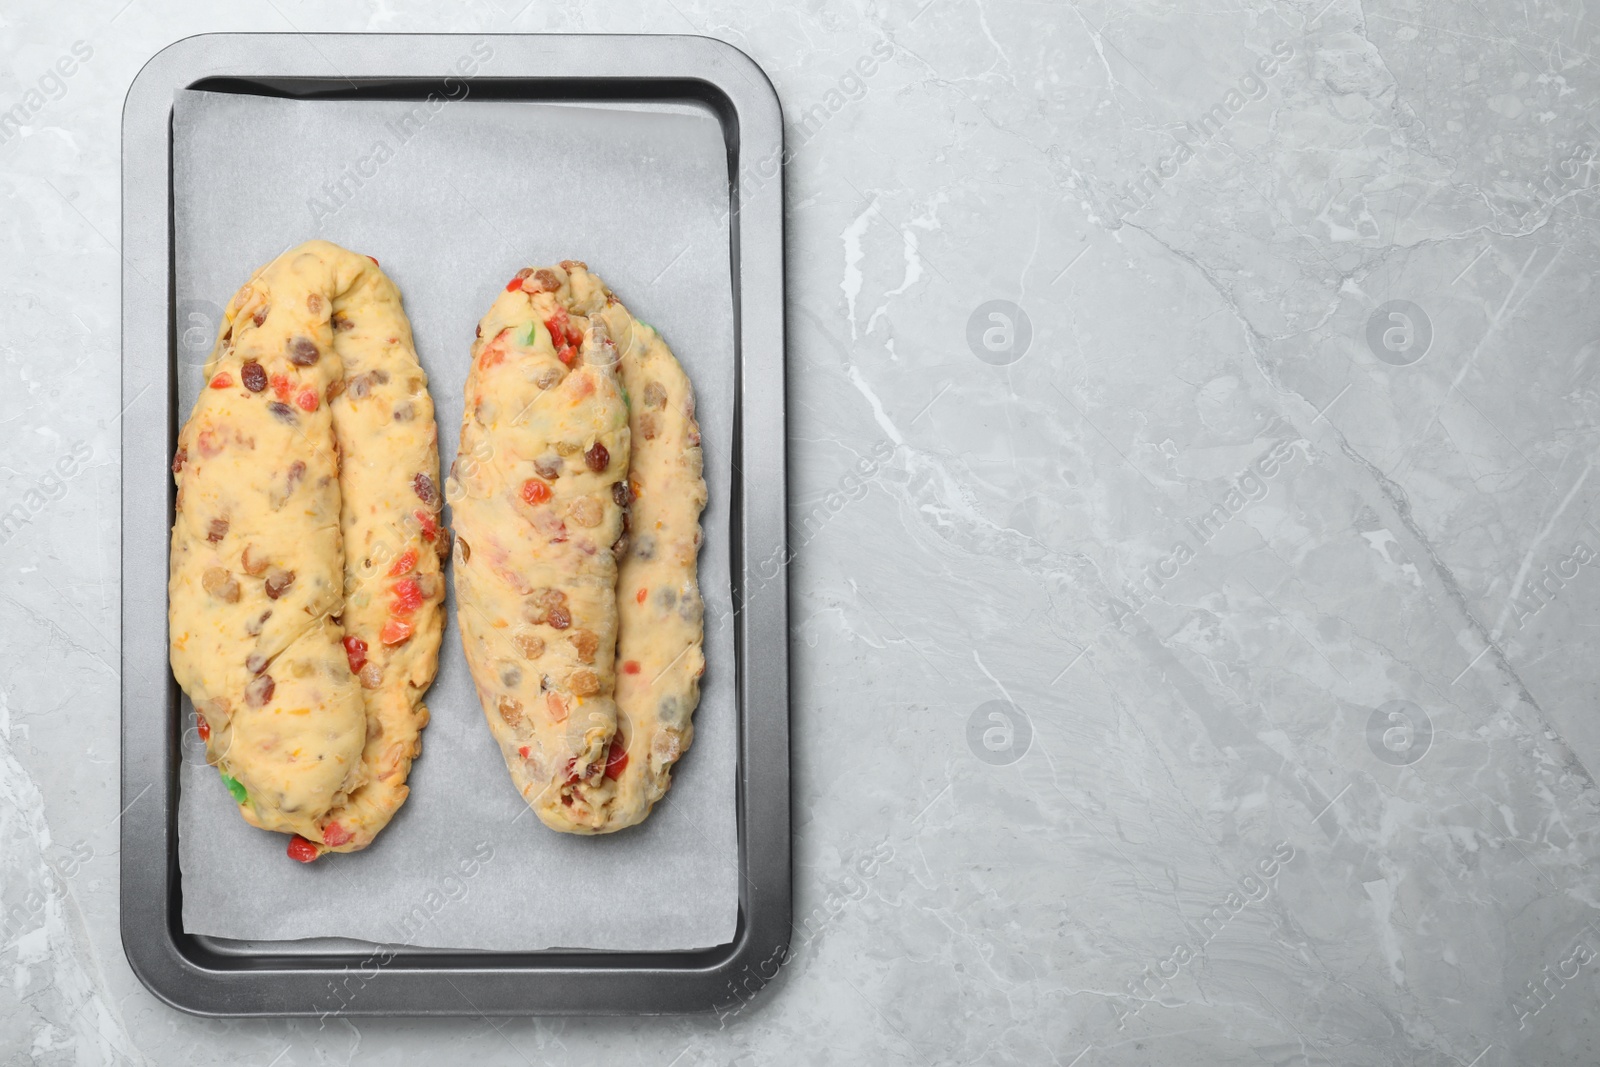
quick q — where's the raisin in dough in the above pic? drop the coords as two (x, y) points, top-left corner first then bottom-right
(175, 240), (444, 854)
(582, 271), (706, 832)
(452, 264), (633, 832)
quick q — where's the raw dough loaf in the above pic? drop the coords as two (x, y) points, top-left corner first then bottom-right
(173, 240), (443, 855)
(453, 262), (706, 835)
(451, 263), (631, 833)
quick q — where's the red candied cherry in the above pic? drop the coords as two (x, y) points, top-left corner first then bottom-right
(391, 578), (423, 616)
(342, 635), (368, 674)
(604, 736), (629, 780)
(380, 618), (414, 646)
(415, 509), (438, 541)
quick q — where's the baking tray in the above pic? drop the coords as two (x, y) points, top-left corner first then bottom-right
(120, 32), (789, 1016)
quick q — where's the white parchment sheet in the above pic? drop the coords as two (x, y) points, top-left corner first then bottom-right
(171, 89), (737, 951)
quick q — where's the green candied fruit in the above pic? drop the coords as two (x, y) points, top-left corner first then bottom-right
(516, 320), (540, 347)
(220, 772), (248, 805)
(620, 385), (631, 410)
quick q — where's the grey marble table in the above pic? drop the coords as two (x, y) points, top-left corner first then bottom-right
(4, 0), (1599, 1063)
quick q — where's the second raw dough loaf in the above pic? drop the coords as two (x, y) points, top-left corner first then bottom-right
(451, 263), (632, 833)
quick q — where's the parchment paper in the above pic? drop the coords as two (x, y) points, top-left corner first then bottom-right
(171, 89), (738, 951)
